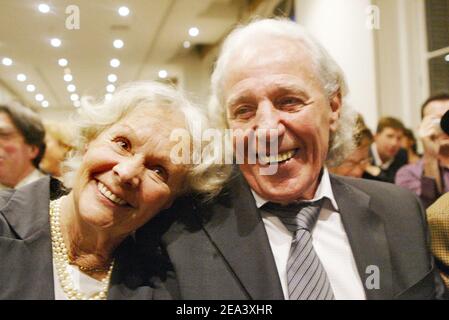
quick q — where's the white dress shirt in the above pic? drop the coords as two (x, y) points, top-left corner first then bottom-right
(371, 143), (393, 170)
(253, 168), (366, 300)
(0, 169), (46, 191)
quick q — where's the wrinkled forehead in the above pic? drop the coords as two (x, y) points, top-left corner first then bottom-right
(221, 37), (319, 92)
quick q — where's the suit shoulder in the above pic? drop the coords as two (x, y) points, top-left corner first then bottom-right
(335, 175), (418, 200)
(0, 189), (15, 211)
(427, 193), (449, 216)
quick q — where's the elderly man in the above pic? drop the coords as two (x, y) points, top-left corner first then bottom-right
(152, 19), (446, 300)
(396, 93), (449, 208)
(0, 103), (46, 190)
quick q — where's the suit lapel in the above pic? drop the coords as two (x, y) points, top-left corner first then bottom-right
(0, 177), (55, 299)
(330, 175), (393, 299)
(200, 173), (284, 300)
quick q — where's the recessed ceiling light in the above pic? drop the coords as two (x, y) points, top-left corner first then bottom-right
(67, 84), (76, 92)
(38, 4), (50, 13)
(183, 41), (191, 49)
(108, 74), (117, 83)
(445, 54), (449, 62)
(35, 94), (44, 102)
(188, 27), (199, 37)
(58, 58), (68, 67)
(118, 6), (130, 16)
(26, 84), (36, 92)
(70, 93), (79, 101)
(106, 84), (116, 93)
(158, 70), (168, 79)
(64, 74), (73, 82)
(17, 74), (27, 82)
(41, 100), (49, 108)
(110, 58), (120, 68)
(73, 100), (81, 108)
(113, 39), (124, 49)
(51, 38), (62, 47)
(105, 93), (112, 101)
(2, 57), (12, 66)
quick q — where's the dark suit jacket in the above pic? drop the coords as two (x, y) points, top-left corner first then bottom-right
(364, 147), (408, 183)
(0, 176), (175, 300)
(144, 172), (447, 300)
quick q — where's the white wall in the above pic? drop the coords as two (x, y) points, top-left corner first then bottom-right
(295, 0), (379, 131)
(373, 0), (428, 132)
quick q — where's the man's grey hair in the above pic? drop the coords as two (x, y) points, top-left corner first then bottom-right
(63, 81), (231, 200)
(209, 18), (356, 166)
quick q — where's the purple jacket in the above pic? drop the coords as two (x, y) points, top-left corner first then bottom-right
(395, 159), (449, 208)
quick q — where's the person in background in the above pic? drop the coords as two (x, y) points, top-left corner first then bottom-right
(0, 103), (46, 191)
(396, 93), (449, 208)
(40, 121), (75, 178)
(329, 114), (373, 178)
(364, 117), (408, 183)
(427, 192), (449, 289)
(402, 128), (421, 165)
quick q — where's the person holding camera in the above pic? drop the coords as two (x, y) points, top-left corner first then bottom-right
(395, 93), (449, 208)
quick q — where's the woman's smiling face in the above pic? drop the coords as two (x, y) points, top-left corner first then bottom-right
(73, 106), (188, 235)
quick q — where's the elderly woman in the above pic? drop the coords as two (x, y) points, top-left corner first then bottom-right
(0, 81), (228, 299)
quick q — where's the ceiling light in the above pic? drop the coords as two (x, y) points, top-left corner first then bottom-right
(183, 41), (191, 49)
(70, 93), (79, 101)
(158, 70), (168, 79)
(51, 38), (62, 47)
(17, 74), (27, 82)
(73, 100), (81, 108)
(64, 74), (73, 82)
(58, 58), (68, 67)
(108, 74), (117, 83)
(445, 54), (449, 62)
(118, 6), (130, 16)
(67, 84), (76, 92)
(188, 27), (199, 37)
(41, 100), (49, 108)
(105, 93), (112, 101)
(35, 94), (44, 102)
(110, 58), (120, 68)
(38, 4), (50, 13)
(27, 84), (36, 92)
(113, 39), (124, 49)
(2, 57), (12, 66)
(26, 84), (36, 92)
(106, 84), (116, 93)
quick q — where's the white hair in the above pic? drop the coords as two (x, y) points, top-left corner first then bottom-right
(63, 81), (231, 200)
(209, 18), (356, 166)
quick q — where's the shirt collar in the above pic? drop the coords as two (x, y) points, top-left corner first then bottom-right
(251, 167), (339, 211)
(15, 169), (46, 189)
(371, 143), (394, 169)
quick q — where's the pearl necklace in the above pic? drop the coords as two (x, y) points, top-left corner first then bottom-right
(49, 198), (114, 300)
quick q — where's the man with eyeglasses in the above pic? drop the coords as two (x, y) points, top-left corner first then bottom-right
(0, 103), (46, 190)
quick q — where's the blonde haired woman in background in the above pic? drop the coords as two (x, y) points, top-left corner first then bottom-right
(40, 121), (75, 178)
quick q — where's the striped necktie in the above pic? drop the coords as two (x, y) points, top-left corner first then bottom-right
(263, 199), (335, 300)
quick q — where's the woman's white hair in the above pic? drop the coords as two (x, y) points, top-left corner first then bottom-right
(63, 81), (231, 200)
(209, 18), (356, 166)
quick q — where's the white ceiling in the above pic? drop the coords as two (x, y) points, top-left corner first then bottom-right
(0, 0), (244, 110)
